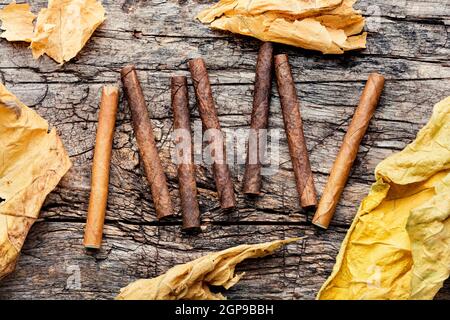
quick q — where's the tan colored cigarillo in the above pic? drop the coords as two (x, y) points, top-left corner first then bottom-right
(84, 85), (119, 249)
(312, 73), (385, 229)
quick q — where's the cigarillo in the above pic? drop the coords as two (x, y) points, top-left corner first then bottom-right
(121, 65), (174, 220)
(188, 58), (236, 210)
(274, 54), (318, 209)
(313, 73), (385, 229)
(84, 85), (119, 249)
(243, 42), (273, 195)
(171, 76), (201, 231)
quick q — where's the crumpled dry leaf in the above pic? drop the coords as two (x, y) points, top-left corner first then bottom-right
(30, 0), (105, 64)
(197, 0), (344, 23)
(0, 83), (72, 280)
(318, 97), (450, 300)
(0, 1), (36, 42)
(116, 238), (300, 300)
(0, 0), (105, 64)
(197, 0), (366, 54)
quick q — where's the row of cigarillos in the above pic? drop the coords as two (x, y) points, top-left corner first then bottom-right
(83, 46), (386, 249)
(84, 66), (176, 250)
(84, 59), (237, 248)
(242, 43), (317, 209)
(243, 43), (385, 230)
(170, 58), (240, 231)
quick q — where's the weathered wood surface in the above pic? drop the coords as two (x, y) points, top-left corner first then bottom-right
(0, 0), (449, 300)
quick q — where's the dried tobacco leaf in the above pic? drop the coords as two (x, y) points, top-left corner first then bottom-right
(318, 97), (450, 300)
(0, 0), (105, 64)
(197, 0), (344, 23)
(117, 238), (300, 300)
(407, 174), (450, 299)
(31, 0), (105, 64)
(197, 0), (366, 54)
(0, 1), (36, 42)
(0, 83), (72, 280)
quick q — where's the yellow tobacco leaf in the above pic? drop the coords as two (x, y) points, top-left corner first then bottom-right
(407, 174), (450, 299)
(197, 0), (343, 23)
(0, 83), (72, 280)
(197, 0), (366, 54)
(0, 1), (36, 42)
(30, 0), (106, 64)
(116, 238), (300, 300)
(318, 97), (450, 300)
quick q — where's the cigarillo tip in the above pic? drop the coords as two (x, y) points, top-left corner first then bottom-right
(302, 204), (318, 211)
(243, 191), (261, 196)
(261, 41), (273, 48)
(102, 85), (119, 95)
(182, 225), (202, 233)
(120, 64), (136, 78)
(84, 244), (101, 250)
(171, 75), (187, 84)
(188, 57), (205, 66)
(274, 53), (289, 64)
(312, 220), (329, 230)
(368, 72), (385, 81)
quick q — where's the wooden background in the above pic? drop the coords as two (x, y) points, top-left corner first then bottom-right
(0, 0), (449, 299)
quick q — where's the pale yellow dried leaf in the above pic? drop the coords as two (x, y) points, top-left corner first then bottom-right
(0, 83), (72, 280)
(197, 0), (343, 23)
(315, 14), (365, 36)
(30, 0), (105, 64)
(210, 14), (366, 54)
(318, 97), (450, 300)
(116, 238), (300, 300)
(407, 174), (450, 299)
(198, 0), (366, 54)
(0, 1), (35, 42)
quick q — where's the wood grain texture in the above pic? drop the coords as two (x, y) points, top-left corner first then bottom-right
(0, 0), (449, 300)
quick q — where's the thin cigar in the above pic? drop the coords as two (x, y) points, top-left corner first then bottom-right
(243, 42), (273, 195)
(274, 54), (318, 209)
(121, 65), (174, 220)
(188, 58), (236, 210)
(84, 86), (119, 249)
(313, 73), (385, 229)
(171, 76), (201, 231)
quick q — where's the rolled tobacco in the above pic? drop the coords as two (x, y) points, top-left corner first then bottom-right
(121, 65), (174, 220)
(84, 86), (119, 249)
(312, 73), (385, 229)
(188, 58), (236, 210)
(171, 75), (201, 231)
(274, 54), (317, 209)
(243, 42), (274, 195)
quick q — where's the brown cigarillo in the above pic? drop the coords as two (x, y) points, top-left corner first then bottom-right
(243, 42), (273, 195)
(274, 54), (317, 209)
(188, 58), (236, 210)
(313, 73), (385, 230)
(84, 86), (119, 249)
(121, 65), (174, 220)
(171, 76), (201, 231)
